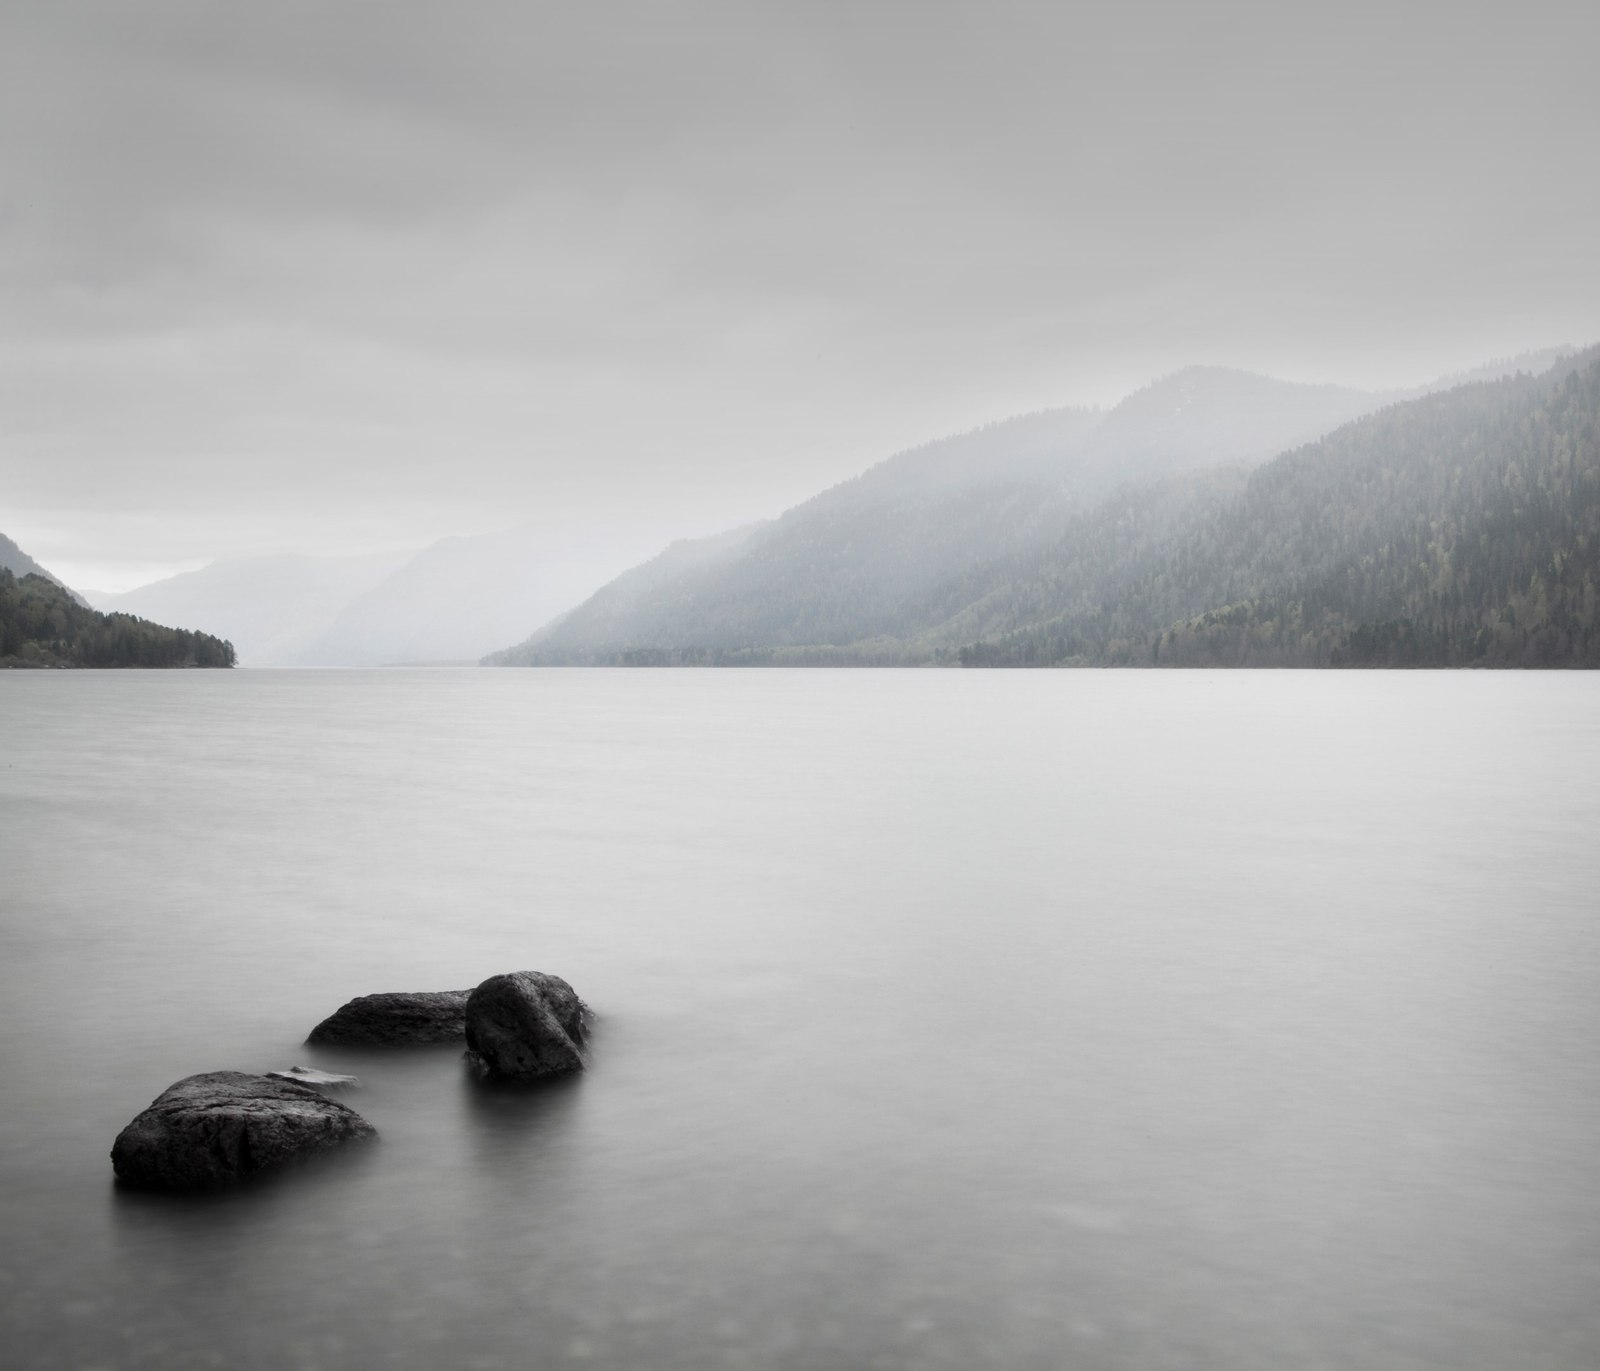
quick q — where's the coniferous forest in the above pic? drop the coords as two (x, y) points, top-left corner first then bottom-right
(489, 348), (1600, 669)
(0, 571), (235, 668)
(963, 351), (1600, 667)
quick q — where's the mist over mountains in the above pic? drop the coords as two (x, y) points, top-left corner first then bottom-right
(961, 350), (1600, 667)
(1, 531), (87, 607)
(287, 529), (640, 667)
(489, 347), (1590, 668)
(489, 367), (1393, 666)
(88, 553), (406, 666)
(63, 344), (1589, 670)
(90, 529), (642, 667)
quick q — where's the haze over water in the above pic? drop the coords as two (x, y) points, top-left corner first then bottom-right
(2, 670), (1597, 1369)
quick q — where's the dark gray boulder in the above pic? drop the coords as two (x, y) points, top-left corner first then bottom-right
(305, 990), (470, 1045)
(110, 1072), (376, 1190)
(465, 971), (587, 1080)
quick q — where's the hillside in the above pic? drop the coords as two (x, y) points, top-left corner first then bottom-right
(1, 530), (87, 606)
(484, 523), (769, 665)
(962, 348), (1600, 667)
(490, 367), (1389, 665)
(486, 348), (1596, 669)
(1072, 366), (1379, 491)
(288, 526), (648, 666)
(1, 571), (235, 668)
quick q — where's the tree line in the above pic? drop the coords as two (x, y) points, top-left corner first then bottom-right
(1, 571), (236, 668)
(958, 352), (1600, 667)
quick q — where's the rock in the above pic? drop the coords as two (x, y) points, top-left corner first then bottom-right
(305, 990), (471, 1045)
(267, 1066), (361, 1089)
(110, 1072), (376, 1190)
(464, 971), (587, 1080)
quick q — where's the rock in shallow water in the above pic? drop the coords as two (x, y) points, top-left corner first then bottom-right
(305, 990), (470, 1045)
(465, 971), (587, 1080)
(111, 1072), (376, 1190)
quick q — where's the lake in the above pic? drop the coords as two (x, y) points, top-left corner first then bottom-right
(1, 669), (1597, 1369)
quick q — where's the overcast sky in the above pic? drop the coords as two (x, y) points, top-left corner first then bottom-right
(3, 0), (1597, 591)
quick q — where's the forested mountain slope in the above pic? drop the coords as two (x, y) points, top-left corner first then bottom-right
(962, 347), (1600, 666)
(491, 368), (1391, 664)
(485, 523), (768, 665)
(1, 530), (87, 606)
(1073, 366), (1378, 490)
(2, 571), (235, 667)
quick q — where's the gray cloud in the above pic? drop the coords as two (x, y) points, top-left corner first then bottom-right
(2, 0), (1596, 586)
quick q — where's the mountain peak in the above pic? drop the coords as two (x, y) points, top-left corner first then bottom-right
(1086, 367), (1382, 481)
(1108, 366), (1373, 423)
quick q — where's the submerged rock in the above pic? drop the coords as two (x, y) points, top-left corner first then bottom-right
(267, 1066), (361, 1089)
(110, 1072), (376, 1190)
(305, 990), (470, 1045)
(465, 971), (587, 1080)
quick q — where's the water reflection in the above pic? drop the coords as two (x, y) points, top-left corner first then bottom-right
(458, 1060), (588, 1166)
(2, 670), (1597, 1369)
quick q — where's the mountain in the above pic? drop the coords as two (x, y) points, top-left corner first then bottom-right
(1072, 366), (1381, 491)
(483, 523), (769, 665)
(489, 366), (1394, 665)
(1, 570), (234, 668)
(1408, 346), (1575, 396)
(959, 347), (1600, 667)
(1, 530), (54, 581)
(89, 526), (643, 667)
(288, 526), (646, 666)
(90, 553), (408, 666)
(487, 348), (1593, 668)
(0, 530), (87, 606)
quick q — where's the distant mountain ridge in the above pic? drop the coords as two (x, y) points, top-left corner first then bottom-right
(486, 347), (1595, 668)
(0, 530), (87, 606)
(288, 527), (640, 667)
(94, 528), (647, 667)
(488, 364), (1400, 665)
(960, 346), (1600, 666)
(483, 523), (769, 666)
(1407, 346), (1574, 395)
(90, 553), (407, 666)
(67, 347), (1585, 671)
(1073, 366), (1381, 490)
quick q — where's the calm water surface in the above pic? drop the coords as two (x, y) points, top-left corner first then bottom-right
(1, 669), (1597, 1370)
